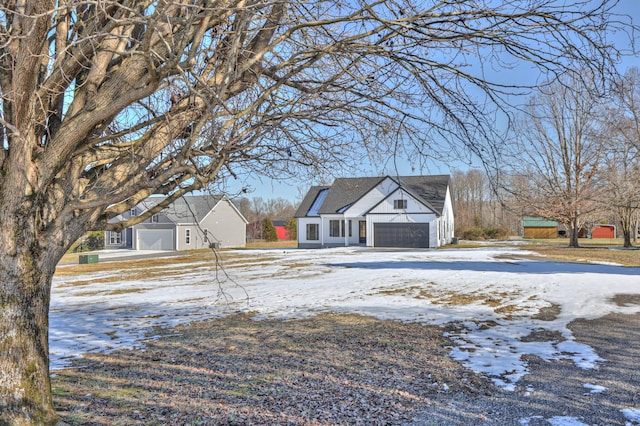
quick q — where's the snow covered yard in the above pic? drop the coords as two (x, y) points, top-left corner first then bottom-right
(51, 246), (640, 423)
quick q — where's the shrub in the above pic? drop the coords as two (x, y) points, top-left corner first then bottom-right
(284, 218), (297, 240)
(484, 227), (510, 239)
(460, 227), (510, 241)
(462, 227), (485, 240)
(71, 231), (105, 252)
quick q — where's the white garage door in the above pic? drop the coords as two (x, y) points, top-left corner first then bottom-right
(137, 229), (174, 250)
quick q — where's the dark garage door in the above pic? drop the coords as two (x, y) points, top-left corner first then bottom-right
(373, 223), (429, 248)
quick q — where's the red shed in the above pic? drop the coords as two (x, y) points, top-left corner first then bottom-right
(272, 220), (290, 240)
(591, 225), (615, 239)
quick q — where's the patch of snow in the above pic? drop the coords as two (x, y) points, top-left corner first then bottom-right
(519, 416), (544, 425)
(583, 383), (606, 394)
(50, 246), (640, 392)
(622, 408), (640, 424)
(589, 260), (623, 266)
(547, 417), (590, 426)
(521, 416), (591, 426)
(555, 341), (604, 369)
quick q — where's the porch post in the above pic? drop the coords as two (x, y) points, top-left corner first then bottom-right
(345, 219), (349, 247)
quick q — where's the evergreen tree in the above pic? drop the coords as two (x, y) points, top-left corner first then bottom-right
(285, 218), (297, 240)
(262, 217), (278, 242)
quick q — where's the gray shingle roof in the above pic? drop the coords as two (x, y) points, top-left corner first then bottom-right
(141, 195), (224, 224)
(294, 185), (331, 218)
(296, 175), (450, 217)
(318, 177), (385, 215)
(395, 175), (450, 215)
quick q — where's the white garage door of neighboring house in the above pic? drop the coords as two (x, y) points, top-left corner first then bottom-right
(137, 229), (174, 250)
(373, 223), (430, 248)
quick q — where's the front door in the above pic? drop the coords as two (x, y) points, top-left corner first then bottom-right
(359, 221), (366, 244)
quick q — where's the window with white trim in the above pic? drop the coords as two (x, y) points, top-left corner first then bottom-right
(203, 229), (209, 242)
(109, 231), (122, 245)
(393, 199), (407, 209)
(130, 208), (137, 216)
(185, 229), (191, 245)
(151, 214), (159, 223)
(306, 223), (319, 240)
(329, 220), (344, 237)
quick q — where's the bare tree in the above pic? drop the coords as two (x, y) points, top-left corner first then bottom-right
(602, 67), (640, 247)
(0, 1), (628, 423)
(265, 197), (297, 220)
(241, 196), (297, 240)
(245, 197), (267, 239)
(452, 169), (487, 230)
(452, 169), (520, 235)
(507, 71), (606, 247)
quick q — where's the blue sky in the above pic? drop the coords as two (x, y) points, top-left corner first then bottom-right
(223, 1), (640, 203)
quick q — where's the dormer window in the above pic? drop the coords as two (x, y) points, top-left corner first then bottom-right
(393, 199), (407, 209)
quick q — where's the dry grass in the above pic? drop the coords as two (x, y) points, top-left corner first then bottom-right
(446, 238), (640, 267)
(55, 250), (278, 287)
(522, 244), (640, 267)
(60, 240), (298, 272)
(246, 240), (298, 249)
(56, 251), (212, 275)
(53, 314), (491, 426)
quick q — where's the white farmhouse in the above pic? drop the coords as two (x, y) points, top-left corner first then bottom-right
(295, 175), (454, 249)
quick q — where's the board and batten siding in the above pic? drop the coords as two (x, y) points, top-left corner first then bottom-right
(297, 217), (322, 248)
(522, 217), (558, 239)
(523, 227), (558, 239)
(367, 189), (434, 215)
(343, 177), (398, 218)
(366, 189), (438, 247)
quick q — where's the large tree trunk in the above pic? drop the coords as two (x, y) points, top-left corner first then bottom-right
(568, 218), (580, 248)
(0, 221), (59, 424)
(623, 228), (632, 248)
(619, 207), (634, 248)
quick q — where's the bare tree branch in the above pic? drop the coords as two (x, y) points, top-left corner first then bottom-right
(0, 1), (634, 423)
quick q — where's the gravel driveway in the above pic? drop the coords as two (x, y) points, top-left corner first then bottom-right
(408, 305), (640, 425)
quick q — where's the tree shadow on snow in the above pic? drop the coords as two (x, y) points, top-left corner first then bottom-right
(324, 260), (640, 276)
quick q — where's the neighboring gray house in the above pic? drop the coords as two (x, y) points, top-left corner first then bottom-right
(295, 175), (454, 249)
(105, 195), (248, 250)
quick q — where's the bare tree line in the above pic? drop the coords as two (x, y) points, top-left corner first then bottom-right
(236, 196), (298, 240)
(451, 169), (521, 237)
(454, 67), (640, 247)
